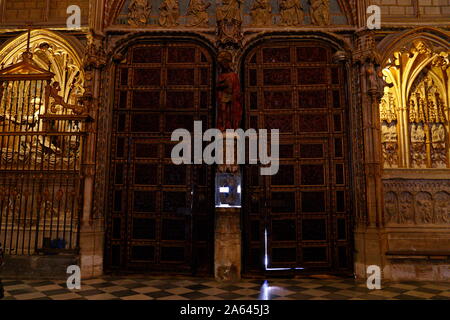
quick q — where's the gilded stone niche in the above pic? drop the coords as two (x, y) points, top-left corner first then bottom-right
(380, 40), (449, 169)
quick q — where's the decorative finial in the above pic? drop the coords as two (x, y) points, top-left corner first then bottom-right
(26, 27), (31, 52)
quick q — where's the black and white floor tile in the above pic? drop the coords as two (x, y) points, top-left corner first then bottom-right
(2, 276), (450, 300)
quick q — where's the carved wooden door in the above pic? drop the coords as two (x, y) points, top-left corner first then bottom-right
(243, 41), (353, 274)
(106, 42), (214, 274)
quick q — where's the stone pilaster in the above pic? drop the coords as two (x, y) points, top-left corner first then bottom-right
(352, 32), (387, 279)
(79, 33), (106, 279)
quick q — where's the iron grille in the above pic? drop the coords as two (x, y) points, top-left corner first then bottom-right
(0, 50), (87, 255)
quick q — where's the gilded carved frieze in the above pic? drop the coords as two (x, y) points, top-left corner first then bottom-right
(383, 179), (450, 225)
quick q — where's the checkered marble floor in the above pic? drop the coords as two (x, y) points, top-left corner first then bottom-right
(2, 276), (450, 300)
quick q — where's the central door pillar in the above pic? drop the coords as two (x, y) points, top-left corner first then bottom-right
(215, 207), (242, 282)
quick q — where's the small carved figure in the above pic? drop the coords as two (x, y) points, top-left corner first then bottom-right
(250, 0), (272, 26)
(216, 0), (243, 45)
(159, 0), (180, 27)
(217, 0), (242, 22)
(431, 123), (445, 143)
(435, 193), (450, 224)
(216, 51), (242, 131)
(399, 192), (414, 224)
(416, 194), (433, 224)
(187, 0), (211, 27)
(431, 125), (447, 168)
(366, 63), (386, 97)
(410, 123), (427, 168)
(279, 0), (303, 26)
(128, 0), (151, 26)
(384, 192), (398, 224)
(381, 123), (399, 168)
(411, 123), (425, 143)
(309, 0), (330, 26)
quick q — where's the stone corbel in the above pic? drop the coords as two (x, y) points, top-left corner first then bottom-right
(83, 33), (107, 71)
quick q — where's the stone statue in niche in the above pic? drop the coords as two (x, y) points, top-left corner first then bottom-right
(380, 90), (399, 168)
(416, 193), (433, 224)
(187, 0), (211, 27)
(431, 123), (446, 143)
(431, 123), (447, 168)
(250, 0), (272, 27)
(309, 0), (330, 26)
(366, 63), (386, 98)
(159, 0), (180, 27)
(381, 122), (399, 168)
(216, 51), (242, 131)
(279, 0), (304, 26)
(398, 192), (414, 224)
(410, 123), (426, 168)
(127, 0), (151, 26)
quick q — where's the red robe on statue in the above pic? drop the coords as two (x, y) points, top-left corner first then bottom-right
(217, 72), (242, 131)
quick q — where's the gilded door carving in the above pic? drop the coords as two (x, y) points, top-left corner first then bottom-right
(243, 41), (353, 273)
(106, 42), (214, 274)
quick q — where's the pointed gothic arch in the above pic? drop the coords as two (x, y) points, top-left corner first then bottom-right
(379, 30), (449, 169)
(0, 30), (85, 103)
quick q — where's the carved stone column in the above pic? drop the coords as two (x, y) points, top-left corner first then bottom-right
(79, 33), (107, 279)
(352, 33), (387, 279)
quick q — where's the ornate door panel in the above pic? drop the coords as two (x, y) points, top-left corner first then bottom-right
(106, 43), (214, 274)
(243, 42), (353, 274)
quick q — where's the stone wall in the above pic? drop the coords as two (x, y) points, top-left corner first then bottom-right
(2, 0), (89, 26)
(368, 0), (449, 19)
(381, 171), (450, 281)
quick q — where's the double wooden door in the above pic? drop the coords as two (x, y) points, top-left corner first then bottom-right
(106, 42), (214, 274)
(106, 39), (353, 275)
(243, 41), (353, 274)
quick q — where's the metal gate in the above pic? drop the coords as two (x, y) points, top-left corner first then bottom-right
(106, 42), (214, 274)
(243, 41), (353, 274)
(0, 51), (86, 255)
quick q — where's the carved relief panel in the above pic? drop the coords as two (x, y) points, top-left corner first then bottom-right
(113, 0), (350, 28)
(383, 180), (450, 226)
